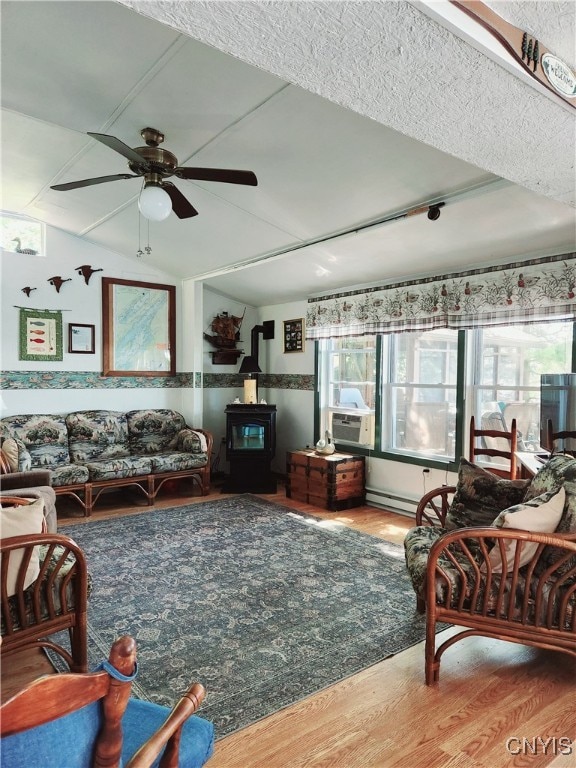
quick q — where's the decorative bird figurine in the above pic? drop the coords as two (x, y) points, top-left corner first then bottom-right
(315, 429), (335, 455)
(21, 286), (37, 297)
(75, 264), (103, 285)
(48, 275), (72, 293)
(12, 237), (38, 255)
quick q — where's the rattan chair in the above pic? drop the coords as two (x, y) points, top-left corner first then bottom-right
(1, 530), (88, 672)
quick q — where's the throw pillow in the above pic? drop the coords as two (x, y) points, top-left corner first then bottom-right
(484, 487), (566, 573)
(0, 449), (11, 474)
(446, 457), (530, 530)
(1, 437), (19, 472)
(0, 497), (45, 597)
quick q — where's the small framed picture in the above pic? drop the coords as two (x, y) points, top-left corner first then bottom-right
(283, 318), (305, 353)
(69, 323), (95, 354)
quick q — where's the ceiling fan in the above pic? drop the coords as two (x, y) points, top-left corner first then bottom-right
(50, 127), (258, 220)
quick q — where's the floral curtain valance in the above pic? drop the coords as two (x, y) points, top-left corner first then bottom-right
(306, 254), (576, 340)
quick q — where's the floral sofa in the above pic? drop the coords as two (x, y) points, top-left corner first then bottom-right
(1, 409), (212, 516)
(404, 455), (576, 684)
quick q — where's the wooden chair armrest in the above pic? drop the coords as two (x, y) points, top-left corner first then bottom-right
(126, 683), (206, 768)
(415, 486), (456, 527)
(425, 527), (576, 610)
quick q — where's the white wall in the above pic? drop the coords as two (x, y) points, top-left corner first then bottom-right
(1, 226), (186, 418)
(257, 298), (458, 508)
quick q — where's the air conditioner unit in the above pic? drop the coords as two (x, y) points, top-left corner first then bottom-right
(330, 411), (374, 446)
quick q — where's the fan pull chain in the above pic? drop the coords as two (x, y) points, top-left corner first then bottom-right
(136, 208), (144, 258)
(145, 219), (152, 256)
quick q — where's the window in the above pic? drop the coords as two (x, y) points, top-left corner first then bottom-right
(384, 329), (458, 460)
(470, 321), (574, 452)
(317, 320), (574, 466)
(1, 213), (44, 256)
(318, 337), (377, 448)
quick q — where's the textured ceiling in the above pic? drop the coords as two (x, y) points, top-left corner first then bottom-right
(123, 0), (575, 206)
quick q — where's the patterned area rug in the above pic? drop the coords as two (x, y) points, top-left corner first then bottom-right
(53, 495), (432, 737)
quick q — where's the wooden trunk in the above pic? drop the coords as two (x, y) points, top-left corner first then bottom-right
(285, 450), (365, 511)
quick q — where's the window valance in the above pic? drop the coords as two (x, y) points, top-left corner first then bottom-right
(306, 254), (576, 340)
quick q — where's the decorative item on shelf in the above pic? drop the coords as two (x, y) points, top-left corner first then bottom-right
(21, 287), (37, 297)
(12, 237), (38, 255)
(315, 429), (335, 455)
(204, 309), (245, 365)
(239, 355), (261, 404)
(47, 275), (72, 293)
(75, 265), (103, 285)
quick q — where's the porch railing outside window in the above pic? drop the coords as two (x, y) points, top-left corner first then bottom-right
(317, 320), (574, 466)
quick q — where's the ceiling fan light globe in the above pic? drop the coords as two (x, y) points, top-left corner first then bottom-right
(139, 185), (172, 221)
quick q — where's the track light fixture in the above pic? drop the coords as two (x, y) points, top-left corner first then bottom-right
(427, 203), (444, 221)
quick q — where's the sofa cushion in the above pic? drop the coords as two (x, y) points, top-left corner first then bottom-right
(148, 452), (208, 474)
(126, 409), (187, 454)
(486, 487), (566, 573)
(404, 525), (448, 596)
(177, 428), (207, 454)
(85, 456), (152, 482)
(50, 464), (90, 487)
(66, 411), (131, 463)
(1, 415), (71, 469)
(0, 497), (45, 597)
(445, 458), (530, 530)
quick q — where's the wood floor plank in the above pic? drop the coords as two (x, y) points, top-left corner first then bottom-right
(2, 481), (574, 767)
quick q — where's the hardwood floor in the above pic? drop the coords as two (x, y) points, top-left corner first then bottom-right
(3, 481), (575, 767)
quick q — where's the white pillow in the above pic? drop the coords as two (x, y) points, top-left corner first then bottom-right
(0, 497), (45, 597)
(485, 487), (566, 574)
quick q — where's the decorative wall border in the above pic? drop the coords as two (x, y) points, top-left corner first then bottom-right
(203, 373), (315, 391)
(1, 371), (315, 391)
(1, 371), (197, 390)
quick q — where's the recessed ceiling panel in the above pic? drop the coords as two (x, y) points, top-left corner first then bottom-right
(189, 86), (497, 240)
(0, 1), (181, 133)
(86, 185), (299, 278)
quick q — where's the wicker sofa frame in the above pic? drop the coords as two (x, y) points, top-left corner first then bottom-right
(413, 485), (576, 684)
(1, 410), (213, 517)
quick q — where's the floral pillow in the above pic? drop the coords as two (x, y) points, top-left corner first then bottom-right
(446, 458), (530, 530)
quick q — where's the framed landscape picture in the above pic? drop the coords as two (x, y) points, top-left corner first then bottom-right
(283, 318), (304, 353)
(102, 277), (176, 376)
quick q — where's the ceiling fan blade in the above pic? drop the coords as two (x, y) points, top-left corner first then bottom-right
(175, 167), (258, 186)
(163, 182), (199, 219)
(87, 132), (148, 166)
(51, 174), (138, 191)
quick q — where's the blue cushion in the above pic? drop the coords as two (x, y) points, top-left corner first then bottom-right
(1, 698), (214, 768)
(1, 702), (102, 768)
(122, 698), (215, 767)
